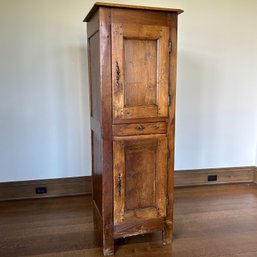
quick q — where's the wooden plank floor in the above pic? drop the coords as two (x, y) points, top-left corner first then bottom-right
(1, 183), (257, 257)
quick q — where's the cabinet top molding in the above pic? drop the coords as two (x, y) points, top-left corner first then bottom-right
(84, 2), (184, 22)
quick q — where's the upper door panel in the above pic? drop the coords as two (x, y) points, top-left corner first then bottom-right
(111, 23), (170, 121)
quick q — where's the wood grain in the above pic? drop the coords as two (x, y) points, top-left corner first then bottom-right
(86, 9), (99, 39)
(156, 136), (168, 219)
(91, 130), (103, 214)
(111, 22), (124, 120)
(254, 167), (257, 184)
(92, 199), (103, 244)
(157, 25), (169, 117)
(125, 140), (157, 210)
(112, 122), (167, 136)
(113, 135), (168, 226)
(87, 10), (103, 221)
(124, 39), (157, 107)
(87, 5), (114, 255)
(114, 218), (165, 239)
(87, 10), (103, 218)
(99, 7), (114, 256)
(111, 23), (169, 120)
(113, 117), (167, 125)
(111, 8), (170, 27)
(84, 2), (183, 22)
(163, 12), (178, 245)
(1, 184), (257, 257)
(85, 4), (182, 255)
(88, 31), (101, 120)
(113, 140), (125, 225)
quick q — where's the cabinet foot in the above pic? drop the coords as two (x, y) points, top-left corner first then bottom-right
(103, 234), (114, 256)
(103, 247), (114, 256)
(162, 228), (173, 245)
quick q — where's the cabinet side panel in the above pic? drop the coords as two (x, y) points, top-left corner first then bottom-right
(99, 7), (114, 255)
(88, 18), (102, 215)
(87, 9), (99, 38)
(167, 13), (177, 220)
(164, 13), (178, 244)
(89, 32), (101, 120)
(91, 130), (102, 214)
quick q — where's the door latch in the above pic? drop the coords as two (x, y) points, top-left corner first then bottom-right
(169, 40), (172, 53)
(168, 94), (171, 106)
(117, 174), (122, 195)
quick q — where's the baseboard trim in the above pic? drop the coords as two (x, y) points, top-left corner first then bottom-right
(0, 176), (91, 201)
(174, 166), (256, 187)
(254, 167), (257, 184)
(1, 166), (256, 201)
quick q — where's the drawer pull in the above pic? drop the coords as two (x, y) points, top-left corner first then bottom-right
(136, 124), (145, 130)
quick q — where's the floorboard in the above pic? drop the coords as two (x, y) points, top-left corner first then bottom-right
(1, 183), (257, 257)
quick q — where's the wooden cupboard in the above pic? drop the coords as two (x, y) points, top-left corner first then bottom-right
(84, 2), (183, 255)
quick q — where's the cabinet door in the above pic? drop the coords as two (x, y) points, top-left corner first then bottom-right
(112, 23), (170, 121)
(113, 135), (167, 225)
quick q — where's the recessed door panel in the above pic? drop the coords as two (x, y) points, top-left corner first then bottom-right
(113, 135), (167, 225)
(125, 140), (157, 210)
(112, 23), (170, 121)
(124, 39), (157, 107)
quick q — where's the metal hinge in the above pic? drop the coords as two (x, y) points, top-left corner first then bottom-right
(168, 94), (171, 106)
(168, 40), (172, 52)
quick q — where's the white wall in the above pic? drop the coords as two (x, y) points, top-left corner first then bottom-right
(0, 0), (92, 182)
(1, 0), (257, 182)
(255, 143), (257, 166)
(175, 0), (257, 169)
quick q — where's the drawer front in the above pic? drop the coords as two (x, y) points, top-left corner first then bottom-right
(112, 122), (167, 136)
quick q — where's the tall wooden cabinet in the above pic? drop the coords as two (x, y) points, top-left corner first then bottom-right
(84, 3), (183, 255)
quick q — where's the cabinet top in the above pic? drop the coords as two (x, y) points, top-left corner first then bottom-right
(84, 2), (184, 22)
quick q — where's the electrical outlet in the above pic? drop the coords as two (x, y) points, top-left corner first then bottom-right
(35, 187), (47, 194)
(208, 175), (217, 182)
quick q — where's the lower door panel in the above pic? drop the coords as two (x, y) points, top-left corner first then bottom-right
(113, 134), (168, 226)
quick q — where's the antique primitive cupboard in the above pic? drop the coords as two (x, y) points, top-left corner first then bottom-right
(84, 2), (183, 256)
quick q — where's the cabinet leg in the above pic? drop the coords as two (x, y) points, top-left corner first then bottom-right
(103, 233), (114, 256)
(103, 247), (114, 256)
(103, 244), (114, 256)
(162, 224), (173, 245)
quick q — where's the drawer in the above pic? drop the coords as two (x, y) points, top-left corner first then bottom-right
(112, 122), (167, 136)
